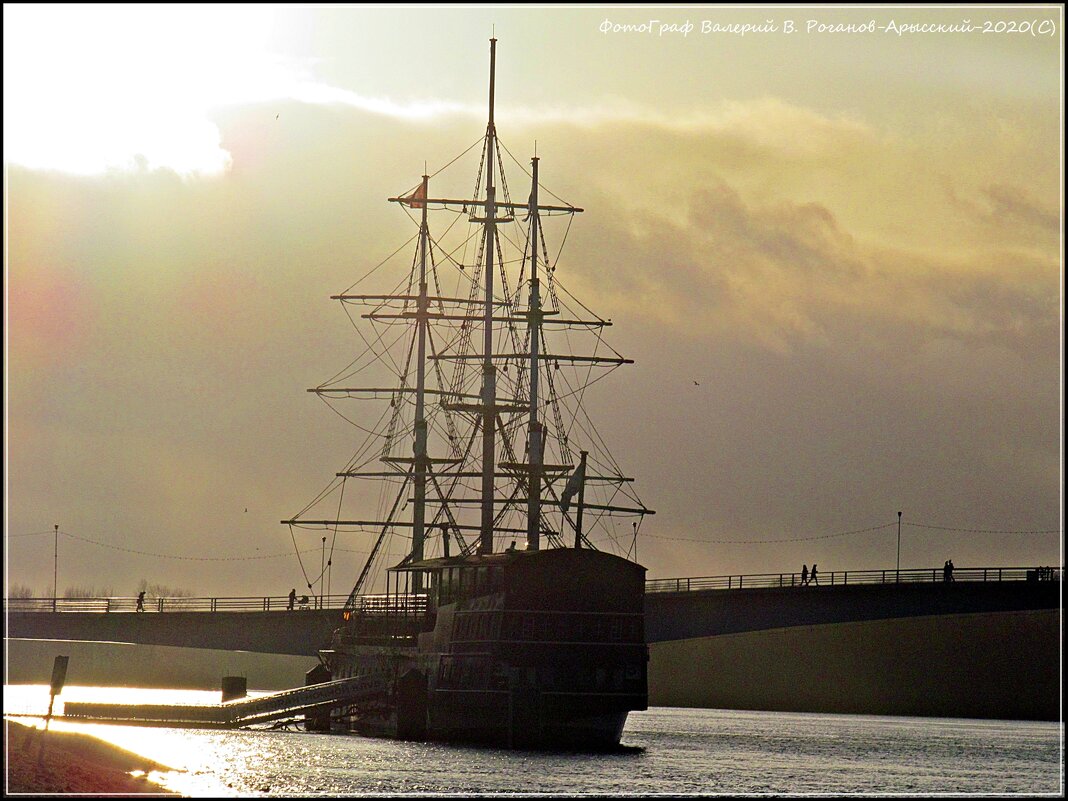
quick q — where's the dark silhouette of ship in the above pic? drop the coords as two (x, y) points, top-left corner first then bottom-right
(282, 39), (653, 748)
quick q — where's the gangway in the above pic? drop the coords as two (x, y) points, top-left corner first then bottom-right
(59, 675), (387, 729)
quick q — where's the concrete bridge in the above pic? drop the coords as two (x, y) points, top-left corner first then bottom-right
(6, 566), (1060, 720)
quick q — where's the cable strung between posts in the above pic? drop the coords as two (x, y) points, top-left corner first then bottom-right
(643, 520), (1063, 545)
(904, 523), (1061, 535)
(56, 528), (324, 561)
(644, 522), (898, 544)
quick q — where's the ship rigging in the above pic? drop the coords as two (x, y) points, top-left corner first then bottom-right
(282, 37), (652, 607)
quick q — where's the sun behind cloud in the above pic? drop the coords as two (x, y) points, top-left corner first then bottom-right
(4, 6), (286, 175)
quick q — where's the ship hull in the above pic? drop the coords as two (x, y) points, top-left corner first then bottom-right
(320, 647), (641, 749)
(318, 548), (648, 750)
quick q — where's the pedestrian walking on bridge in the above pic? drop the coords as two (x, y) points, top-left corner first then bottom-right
(136, 591), (145, 612)
(801, 564), (809, 586)
(810, 564), (819, 586)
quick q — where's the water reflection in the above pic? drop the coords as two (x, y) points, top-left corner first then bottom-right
(4, 685), (1063, 796)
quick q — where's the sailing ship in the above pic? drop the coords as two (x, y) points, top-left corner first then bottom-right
(282, 39), (653, 749)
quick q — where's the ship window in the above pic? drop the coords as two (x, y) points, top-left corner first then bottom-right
(522, 615), (534, 640)
(476, 566), (488, 592)
(438, 569), (452, 605)
(611, 618), (622, 641)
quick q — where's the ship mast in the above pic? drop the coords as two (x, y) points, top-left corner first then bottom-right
(526, 156), (543, 551)
(284, 39), (655, 605)
(479, 37), (499, 556)
(412, 173), (430, 590)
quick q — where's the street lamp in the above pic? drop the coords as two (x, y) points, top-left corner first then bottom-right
(53, 524), (59, 612)
(320, 536), (326, 609)
(896, 511), (902, 582)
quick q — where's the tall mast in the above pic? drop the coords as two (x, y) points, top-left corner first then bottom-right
(479, 38), (498, 556)
(412, 173), (430, 589)
(526, 157), (542, 551)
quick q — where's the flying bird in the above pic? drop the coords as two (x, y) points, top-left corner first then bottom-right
(275, 114), (279, 120)
(693, 380), (700, 386)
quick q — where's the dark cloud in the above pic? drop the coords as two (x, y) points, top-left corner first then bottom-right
(983, 183), (1059, 233)
(5, 99), (1061, 596)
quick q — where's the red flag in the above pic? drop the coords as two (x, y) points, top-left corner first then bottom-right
(401, 182), (426, 209)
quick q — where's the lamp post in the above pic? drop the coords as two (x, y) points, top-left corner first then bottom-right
(896, 511), (902, 582)
(53, 524), (59, 612)
(320, 536), (326, 609)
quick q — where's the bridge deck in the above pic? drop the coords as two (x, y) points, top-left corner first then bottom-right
(5, 566), (1060, 656)
(6, 566), (1059, 614)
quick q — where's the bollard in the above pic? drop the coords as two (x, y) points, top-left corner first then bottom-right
(304, 664), (333, 731)
(221, 675), (248, 702)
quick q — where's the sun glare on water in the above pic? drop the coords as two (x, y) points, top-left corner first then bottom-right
(5, 684), (265, 796)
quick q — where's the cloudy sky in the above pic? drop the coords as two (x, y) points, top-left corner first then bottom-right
(5, 4), (1062, 599)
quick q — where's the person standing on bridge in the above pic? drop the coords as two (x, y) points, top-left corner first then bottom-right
(809, 564), (819, 586)
(801, 564), (809, 586)
(136, 591), (145, 612)
(288, 588), (297, 610)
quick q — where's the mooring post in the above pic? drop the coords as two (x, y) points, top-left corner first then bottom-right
(38, 655), (69, 766)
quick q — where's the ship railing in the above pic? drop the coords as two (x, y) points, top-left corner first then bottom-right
(345, 592), (430, 617)
(644, 566), (1062, 594)
(331, 593), (430, 648)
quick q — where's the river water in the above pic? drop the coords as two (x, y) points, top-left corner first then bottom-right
(4, 685), (1063, 796)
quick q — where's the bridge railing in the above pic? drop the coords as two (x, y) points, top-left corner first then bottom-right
(3, 593), (356, 614)
(4, 567), (1060, 611)
(644, 566), (1062, 594)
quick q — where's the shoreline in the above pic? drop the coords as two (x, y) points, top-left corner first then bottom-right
(5, 718), (178, 796)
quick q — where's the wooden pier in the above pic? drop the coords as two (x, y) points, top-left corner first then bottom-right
(58, 675), (386, 728)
